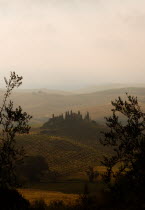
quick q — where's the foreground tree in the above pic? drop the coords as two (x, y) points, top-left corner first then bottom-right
(0, 72), (32, 189)
(101, 93), (145, 206)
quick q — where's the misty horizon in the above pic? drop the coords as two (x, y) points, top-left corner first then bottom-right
(0, 0), (145, 89)
(1, 81), (145, 92)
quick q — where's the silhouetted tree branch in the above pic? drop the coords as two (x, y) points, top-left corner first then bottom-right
(0, 72), (32, 189)
(101, 93), (145, 185)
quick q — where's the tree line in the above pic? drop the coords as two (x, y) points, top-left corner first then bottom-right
(42, 111), (92, 128)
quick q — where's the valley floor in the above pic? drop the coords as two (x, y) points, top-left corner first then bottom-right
(18, 188), (78, 205)
(18, 181), (103, 205)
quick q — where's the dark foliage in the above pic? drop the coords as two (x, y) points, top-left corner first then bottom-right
(31, 199), (48, 210)
(0, 72), (32, 189)
(100, 93), (145, 208)
(42, 111), (91, 129)
(41, 111), (100, 144)
(17, 155), (49, 183)
(0, 188), (30, 210)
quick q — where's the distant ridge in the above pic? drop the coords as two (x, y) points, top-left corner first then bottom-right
(1, 87), (145, 124)
(73, 83), (145, 94)
(0, 88), (73, 95)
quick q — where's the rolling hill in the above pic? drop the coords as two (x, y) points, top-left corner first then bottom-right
(16, 111), (111, 178)
(1, 87), (145, 124)
(13, 87), (145, 178)
(73, 83), (145, 94)
(17, 134), (110, 177)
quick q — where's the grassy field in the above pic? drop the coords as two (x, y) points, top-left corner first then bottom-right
(17, 165), (108, 204)
(18, 188), (78, 205)
(18, 181), (104, 205)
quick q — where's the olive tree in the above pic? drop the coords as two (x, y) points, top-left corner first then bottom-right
(101, 93), (145, 203)
(0, 72), (32, 189)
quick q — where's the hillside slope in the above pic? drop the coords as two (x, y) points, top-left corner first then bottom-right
(17, 134), (109, 176)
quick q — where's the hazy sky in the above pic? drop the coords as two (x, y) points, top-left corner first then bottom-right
(0, 0), (145, 89)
